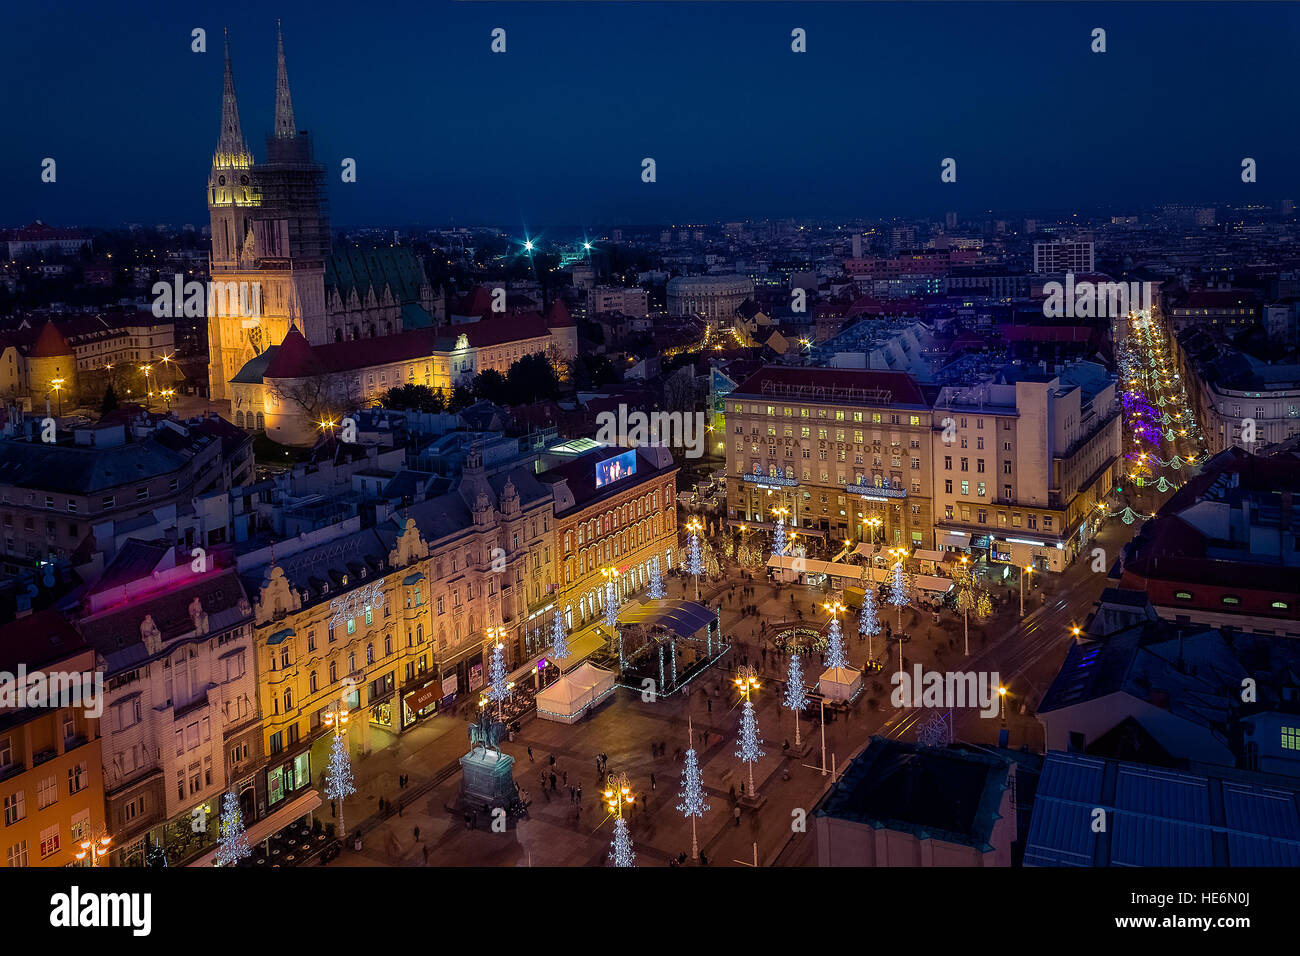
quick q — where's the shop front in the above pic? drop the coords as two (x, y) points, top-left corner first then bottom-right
(401, 679), (441, 728)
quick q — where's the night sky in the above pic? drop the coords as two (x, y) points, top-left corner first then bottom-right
(4, 1), (1299, 229)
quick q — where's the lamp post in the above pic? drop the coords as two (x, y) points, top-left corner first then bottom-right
(140, 364), (152, 411)
(1019, 564), (1033, 618)
(75, 829), (112, 867)
(49, 378), (65, 417)
(866, 515), (882, 552)
(998, 685), (1007, 725)
(323, 704), (350, 838)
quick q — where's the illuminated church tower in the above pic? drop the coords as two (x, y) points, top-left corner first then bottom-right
(207, 23), (329, 405)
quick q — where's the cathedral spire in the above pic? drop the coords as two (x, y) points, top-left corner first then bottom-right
(274, 20), (296, 139)
(216, 28), (249, 162)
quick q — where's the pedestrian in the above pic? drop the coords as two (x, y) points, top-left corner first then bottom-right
(577, 784), (583, 803)
(422, 845), (429, 864)
(562, 770), (568, 786)
(414, 826), (421, 842)
(707, 697), (712, 714)
(596, 758), (602, 777)
(734, 806), (742, 827)
(528, 746), (534, 762)
(729, 784), (736, 803)
(569, 785), (575, 802)
(550, 772), (557, 791)
(650, 773), (656, 790)
(549, 753), (556, 767)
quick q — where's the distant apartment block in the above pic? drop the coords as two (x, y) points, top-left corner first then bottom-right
(1032, 240), (1094, 275)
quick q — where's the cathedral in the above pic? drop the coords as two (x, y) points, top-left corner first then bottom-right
(206, 26), (440, 408)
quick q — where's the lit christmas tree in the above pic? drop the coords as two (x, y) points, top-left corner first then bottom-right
(145, 838), (168, 868)
(215, 790), (251, 867)
(549, 610), (570, 668)
(610, 816), (636, 867)
(486, 638), (510, 708)
(677, 719), (710, 860)
(325, 729), (356, 837)
(825, 613), (849, 670)
(783, 653), (809, 747)
(889, 560), (908, 627)
(734, 667), (765, 797)
(648, 556), (666, 599)
(859, 585), (880, 637)
(771, 511), (787, 559)
(604, 579), (620, 631)
(686, 519), (704, 601)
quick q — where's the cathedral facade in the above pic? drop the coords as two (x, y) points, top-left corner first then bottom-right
(206, 27), (438, 406)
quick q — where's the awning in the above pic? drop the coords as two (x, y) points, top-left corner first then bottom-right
(617, 599), (715, 638)
(912, 549), (946, 563)
(188, 789), (322, 867)
(404, 683), (439, 713)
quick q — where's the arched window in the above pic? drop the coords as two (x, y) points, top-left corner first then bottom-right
(256, 412), (265, 430)
(335, 329), (343, 343)
(234, 410), (244, 428)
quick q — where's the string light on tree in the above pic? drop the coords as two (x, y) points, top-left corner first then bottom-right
(324, 704), (356, 838)
(734, 665), (765, 798)
(549, 610), (570, 672)
(771, 506), (789, 559)
(888, 549), (909, 629)
(604, 772), (636, 867)
(783, 652), (809, 748)
(686, 518), (704, 601)
(215, 790), (251, 867)
(822, 601), (849, 670)
(677, 718), (710, 861)
(648, 555), (666, 600)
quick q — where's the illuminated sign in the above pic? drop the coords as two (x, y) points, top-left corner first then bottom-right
(846, 484), (908, 499)
(595, 450), (637, 489)
(742, 473), (798, 488)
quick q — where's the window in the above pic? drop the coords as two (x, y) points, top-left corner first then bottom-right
(37, 776), (57, 809)
(1283, 726), (1300, 751)
(1272, 601), (1290, 609)
(3, 791), (25, 825)
(1174, 591), (1193, 600)
(6, 840), (28, 867)
(39, 824), (60, 859)
(960, 481), (969, 496)
(1222, 595), (1241, 606)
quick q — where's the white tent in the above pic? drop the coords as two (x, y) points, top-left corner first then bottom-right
(819, 666), (863, 702)
(535, 662), (616, 724)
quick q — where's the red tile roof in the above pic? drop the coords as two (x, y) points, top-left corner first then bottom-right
(545, 298), (575, 328)
(29, 319), (73, 358)
(263, 324), (324, 378)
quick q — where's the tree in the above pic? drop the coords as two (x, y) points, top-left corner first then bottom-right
(783, 653), (809, 747)
(447, 384), (475, 411)
(771, 513), (787, 559)
(735, 697), (765, 795)
(100, 384), (119, 415)
(889, 561), (908, 628)
(677, 722), (710, 861)
(825, 614), (849, 671)
(859, 586), (881, 642)
(471, 368), (509, 405)
(486, 639), (510, 710)
(215, 790), (251, 867)
(610, 817), (636, 867)
(325, 731), (356, 838)
(648, 556), (666, 600)
(383, 383), (446, 413)
(505, 352), (560, 404)
(549, 610), (570, 669)
(145, 838), (168, 868)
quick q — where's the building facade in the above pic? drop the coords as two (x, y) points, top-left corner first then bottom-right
(724, 367), (936, 551)
(77, 563), (259, 867)
(540, 445), (679, 630)
(930, 363), (1122, 573)
(0, 612), (105, 868)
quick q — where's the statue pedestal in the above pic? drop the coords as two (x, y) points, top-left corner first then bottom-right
(460, 749), (516, 809)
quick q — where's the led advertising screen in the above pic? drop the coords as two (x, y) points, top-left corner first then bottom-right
(594, 450), (637, 488)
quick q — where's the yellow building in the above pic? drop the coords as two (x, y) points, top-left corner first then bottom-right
(0, 612), (105, 867)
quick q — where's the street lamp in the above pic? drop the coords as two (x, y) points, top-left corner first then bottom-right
(998, 685), (1007, 724)
(140, 364), (152, 411)
(865, 515), (882, 550)
(1019, 564), (1033, 618)
(603, 772), (634, 819)
(49, 378), (64, 417)
(76, 830), (112, 867)
(323, 704), (351, 838)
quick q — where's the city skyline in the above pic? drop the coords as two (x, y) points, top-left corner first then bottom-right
(5, 1), (1300, 228)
